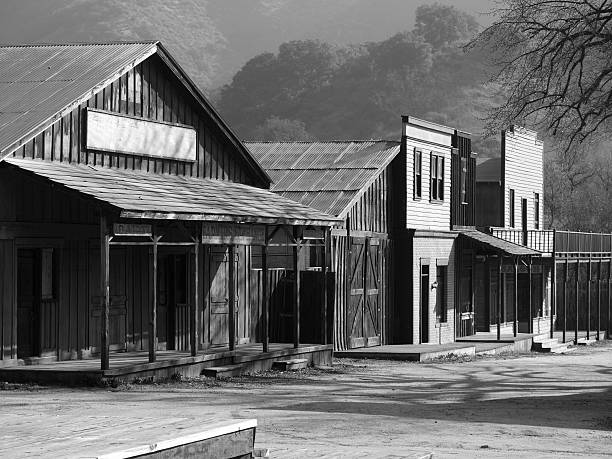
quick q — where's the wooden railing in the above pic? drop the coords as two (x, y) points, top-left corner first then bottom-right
(491, 228), (612, 256)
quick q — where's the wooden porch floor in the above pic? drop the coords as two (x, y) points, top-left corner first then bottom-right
(0, 343), (332, 384)
(334, 343), (476, 362)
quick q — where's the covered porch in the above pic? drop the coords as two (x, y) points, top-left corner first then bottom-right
(456, 229), (548, 341)
(1, 159), (339, 381)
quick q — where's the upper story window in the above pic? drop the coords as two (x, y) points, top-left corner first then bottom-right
(509, 189), (515, 227)
(430, 153), (444, 201)
(460, 156), (468, 204)
(534, 193), (540, 229)
(414, 149), (422, 199)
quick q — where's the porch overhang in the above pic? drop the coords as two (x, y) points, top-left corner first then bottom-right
(458, 229), (541, 257)
(2, 158), (341, 227)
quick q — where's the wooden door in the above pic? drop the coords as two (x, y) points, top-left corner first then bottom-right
(208, 247), (238, 346)
(17, 249), (38, 359)
(347, 237), (381, 348)
(420, 264), (430, 343)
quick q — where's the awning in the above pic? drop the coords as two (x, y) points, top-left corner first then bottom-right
(458, 228), (541, 256)
(3, 158), (341, 226)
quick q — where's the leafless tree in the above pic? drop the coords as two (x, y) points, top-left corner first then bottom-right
(472, 0), (612, 152)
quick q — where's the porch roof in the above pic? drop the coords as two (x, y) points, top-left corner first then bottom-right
(458, 229), (541, 256)
(2, 158), (341, 226)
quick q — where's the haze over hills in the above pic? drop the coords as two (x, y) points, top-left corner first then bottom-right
(0, 0), (494, 89)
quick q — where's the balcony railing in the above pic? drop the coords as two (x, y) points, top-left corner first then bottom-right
(491, 228), (612, 256)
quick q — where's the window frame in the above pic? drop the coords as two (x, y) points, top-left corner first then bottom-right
(534, 192), (540, 229)
(414, 148), (422, 200)
(430, 152), (444, 202)
(509, 189), (515, 227)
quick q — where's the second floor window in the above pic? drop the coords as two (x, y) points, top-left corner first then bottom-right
(414, 149), (422, 199)
(430, 153), (444, 201)
(534, 193), (540, 229)
(509, 189), (515, 227)
(460, 156), (467, 204)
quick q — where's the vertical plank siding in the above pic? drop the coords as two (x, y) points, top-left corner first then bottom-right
(9, 55), (259, 187)
(347, 166), (393, 234)
(450, 132), (476, 228)
(0, 240), (16, 361)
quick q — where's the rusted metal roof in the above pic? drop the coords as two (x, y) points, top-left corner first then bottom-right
(0, 42), (271, 186)
(458, 229), (541, 256)
(3, 158), (340, 226)
(0, 42), (158, 155)
(246, 141), (400, 217)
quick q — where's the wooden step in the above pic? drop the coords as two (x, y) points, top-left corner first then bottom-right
(532, 338), (559, 350)
(576, 338), (597, 346)
(538, 342), (573, 353)
(272, 359), (309, 371)
(201, 365), (243, 378)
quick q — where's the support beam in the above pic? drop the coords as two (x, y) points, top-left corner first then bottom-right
(597, 260), (601, 340)
(587, 258), (591, 340)
(497, 257), (502, 341)
(513, 257), (518, 337)
(563, 259), (568, 343)
(149, 234), (158, 363)
(551, 256), (556, 339)
(528, 256), (532, 334)
(262, 230), (269, 353)
(575, 259), (579, 344)
(100, 215), (110, 371)
(228, 244), (236, 352)
(293, 226), (302, 349)
(321, 227), (330, 345)
(608, 259), (612, 340)
(190, 240), (199, 357)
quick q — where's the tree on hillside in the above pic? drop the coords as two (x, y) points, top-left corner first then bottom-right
(472, 0), (612, 150)
(249, 117), (315, 141)
(414, 3), (479, 49)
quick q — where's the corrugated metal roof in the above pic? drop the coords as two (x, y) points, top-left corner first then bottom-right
(245, 141), (400, 216)
(3, 158), (339, 226)
(0, 42), (158, 155)
(458, 229), (541, 256)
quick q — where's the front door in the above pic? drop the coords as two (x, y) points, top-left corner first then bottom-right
(17, 249), (39, 359)
(420, 263), (429, 343)
(347, 237), (381, 348)
(207, 246), (238, 346)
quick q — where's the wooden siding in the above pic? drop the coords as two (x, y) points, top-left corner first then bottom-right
(404, 127), (453, 231)
(475, 182), (503, 227)
(0, 239), (16, 361)
(8, 54), (260, 187)
(502, 127), (544, 229)
(450, 132), (476, 227)
(346, 163), (395, 233)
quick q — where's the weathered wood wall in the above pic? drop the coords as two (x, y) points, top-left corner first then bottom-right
(346, 165), (395, 234)
(8, 54), (262, 187)
(450, 132), (476, 228)
(0, 239), (16, 362)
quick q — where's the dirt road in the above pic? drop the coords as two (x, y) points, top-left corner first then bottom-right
(1, 344), (611, 458)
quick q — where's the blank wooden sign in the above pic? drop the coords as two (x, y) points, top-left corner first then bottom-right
(86, 108), (197, 161)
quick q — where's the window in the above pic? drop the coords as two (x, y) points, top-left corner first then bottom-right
(414, 149), (422, 199)
(509, 189), (515, 227)
(460, 156), (468, 204)
(436, 266), (447, 323)
(534, 193), (540, 229)
(430, 153), (444, 201)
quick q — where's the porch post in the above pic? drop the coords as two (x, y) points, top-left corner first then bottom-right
(528, 256), (532, 334)
(563, 259), (568, 343)
(513, 257), (518, 337)
(551, 238), (557, 339)
(587, 257), (591, 340)
(321, 227), (330, 345)
(228, 244), (236, 351)
(262, 228), (269, 353)
(190, 238), (199, 357)
(575, 259), (579, 344)
(597, 260), (601, 340)
(497, 256), (502, 341)
(608, 258), (611, 340)
(149, 234), (158, 363)
(100, 215), (110, 371)
(293, 226), (302, 349)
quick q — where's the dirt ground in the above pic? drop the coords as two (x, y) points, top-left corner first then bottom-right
(1, 344), (612, 458)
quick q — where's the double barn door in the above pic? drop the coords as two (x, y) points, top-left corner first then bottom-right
(347, 237), (383, 348)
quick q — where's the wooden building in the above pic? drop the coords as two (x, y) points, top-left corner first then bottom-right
(478, 127), (612, 341)
(246, 141), (402, 350)
(0, 42), (339, 381)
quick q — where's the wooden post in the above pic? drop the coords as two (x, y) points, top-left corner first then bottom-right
(100, 215), (110, 371)
(608, 259), (611, 340)
(497, 256), (502, 341)
(262, 228), (269, 353)
(597, 260), (601, 340)
(513, 257), (518, 337)
(228, 244), (236, 351)
(587, 257), (591, 340)
(293, 226), (302, 349)
(345, 217), (351, 347)
(551, 257), (556, 339)
(321, 228), (330, 345)
(528, 256), (532, 334)
(149, 234), (158, 363)
(563, 259), (568, 343)
(190, 240), (199, 357)
(575, 259), (579, 344)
